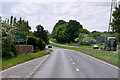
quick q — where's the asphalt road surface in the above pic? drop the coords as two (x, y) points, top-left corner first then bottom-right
(1, 47), (119, 78)
(31, 47), (118, 78)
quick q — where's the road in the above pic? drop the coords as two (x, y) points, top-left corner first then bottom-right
(31, 47), (118, 78)
(1, 47), (119, 79)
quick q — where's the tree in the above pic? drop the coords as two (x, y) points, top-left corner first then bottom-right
(65, 20), (83, 43)
(10, 16), (13, 25)
(91, 31), (101, 39)
(1, 16), (31, 57)
(2, 18), (17, 57)
(16, 17), (31, 32)
(110, 5), (120, 41)
(34, 25), (49, 44)
(79, 28), (90, 34)
(51, 19), (83, 43)
(51, 20), (67, 38)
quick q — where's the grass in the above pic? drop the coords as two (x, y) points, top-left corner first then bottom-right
(0, 58), (2, 71)
(50, 39), (100, 49)
(2, 50), (50, 70)
(118, 45), (120, 50)
(50, 43), (119, 67)
(50, 39), (119, 50)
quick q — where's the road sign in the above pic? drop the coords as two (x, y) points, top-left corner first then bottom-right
(15, 32), (28, 41)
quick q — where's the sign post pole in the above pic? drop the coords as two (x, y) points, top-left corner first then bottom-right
(15, 32), (28, 55)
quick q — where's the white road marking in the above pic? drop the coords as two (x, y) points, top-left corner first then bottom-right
(82, 52), (119, 70)
(70, 59), (72, 60)
(26, 55), (49, 78)
(73, 62), (75, 64)
(0, 55), (47, 73)
(76, 68), (79, 72)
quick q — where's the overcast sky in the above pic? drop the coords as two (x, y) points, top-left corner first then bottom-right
(1, 0), (120, 33)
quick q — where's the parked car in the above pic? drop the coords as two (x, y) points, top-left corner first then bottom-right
(48, 45), (52, 48)
(93, 45), (99, 49)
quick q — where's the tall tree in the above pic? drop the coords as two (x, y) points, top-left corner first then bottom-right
(10, 16), (13, 25)
(110, 5), (120, 41)
(51, 20), (83, 43)
(34, 25), (49, 44)
(16, 17), (31, 32)
(65, 20), (83, 43)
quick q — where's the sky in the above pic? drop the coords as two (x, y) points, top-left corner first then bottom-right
(1, 0), (120, 33)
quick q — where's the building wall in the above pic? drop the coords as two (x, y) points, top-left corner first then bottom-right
(15, 45), (33, 55)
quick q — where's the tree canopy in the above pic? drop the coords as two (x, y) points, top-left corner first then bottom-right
(51, 20), (83, 43)
(34, 24), (49, 44)
(110, 5), (120, 41)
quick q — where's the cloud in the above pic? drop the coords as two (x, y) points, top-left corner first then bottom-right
(1, 0), (116, 2)
(2, 1), (113, 33)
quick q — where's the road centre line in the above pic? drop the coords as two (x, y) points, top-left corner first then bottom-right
(73, 62), (75, 64)
(76, 68), (79, 72)
(26, 55), (49, 78)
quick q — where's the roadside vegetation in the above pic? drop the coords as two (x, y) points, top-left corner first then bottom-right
(1, 16), (50, 70)
(50, 5), (120, 50)
(2, 50), (51, 70)
(50, 43), (119, 67)
(50, 6), (120, 67)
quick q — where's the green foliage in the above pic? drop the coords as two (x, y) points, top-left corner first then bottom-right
(29, 31), (34, 37)
(38, 38), (46, 50)
(82, 37), (96, 45)
(2, 16), (31, 57)
(78, 33), (96, 45)
(50, 43), (118, 66)
(2, 51), (50, 69)
(27, 37), (45, 50)
(51, 20), (83, 43)
(34, 25), (49, 44)
(110, 5), (120, 42)
(79, 28), (90, 34)
(16, 17), (31, 32)
(2, 18), (17, 57)
(91, 31), (101, 39)
(65, 20), (83, 42)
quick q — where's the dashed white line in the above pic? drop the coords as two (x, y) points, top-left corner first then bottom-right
(73, 62), (75, 64)
(76, 68), (79, 72)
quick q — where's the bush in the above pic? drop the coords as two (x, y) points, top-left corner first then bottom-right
(38, 38), (46, 50)
(2, 37), (13, 57)
(82, 37), (96, 46)
(28, 37), (46, 50)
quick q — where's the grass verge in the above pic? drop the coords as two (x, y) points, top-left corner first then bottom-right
(50, 43), (119, 67)
(2, 50), (51, 70)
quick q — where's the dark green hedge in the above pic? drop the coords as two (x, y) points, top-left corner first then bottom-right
(27, 37), (46, 50)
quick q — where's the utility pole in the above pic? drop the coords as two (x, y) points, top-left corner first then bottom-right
(118, 1), (120, 5)
(108, 0), (117, 32)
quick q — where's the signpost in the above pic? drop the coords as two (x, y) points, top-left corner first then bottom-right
(15, 32), (28, 41)
(15, 32), (28, 55)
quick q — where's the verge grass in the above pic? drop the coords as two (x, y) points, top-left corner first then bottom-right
(50, 43), (119, 67)
(2, 51), (50, 70)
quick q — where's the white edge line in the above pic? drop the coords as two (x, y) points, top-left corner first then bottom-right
(26, 55), (49, 78)
(0, 55), (49, 73)
(83, 53), (119, 70)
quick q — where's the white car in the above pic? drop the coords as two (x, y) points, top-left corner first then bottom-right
(93, 45), (99, 49)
